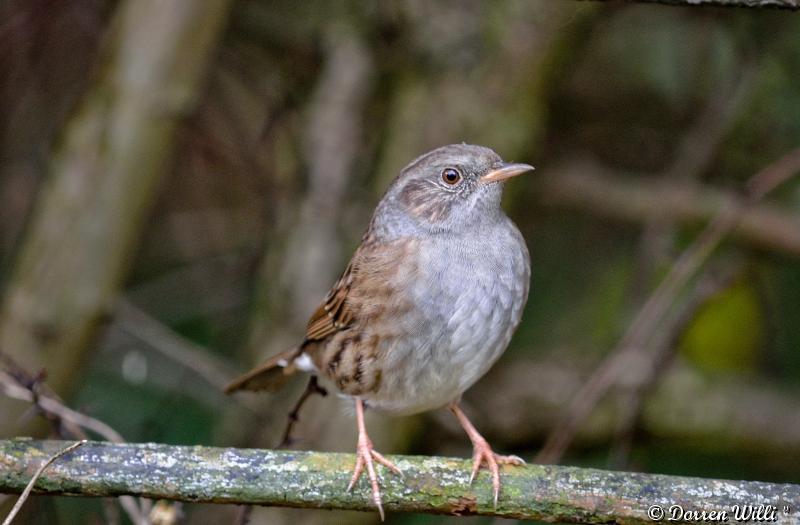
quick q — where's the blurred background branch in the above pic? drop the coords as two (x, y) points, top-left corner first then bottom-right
(538, 147), (800, 463)
(0, 0), (232, 438)
(539, 164), (800, 257)
(0, 353), (149, 523)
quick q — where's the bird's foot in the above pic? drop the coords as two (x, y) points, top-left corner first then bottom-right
(467, 435), (525, 507)
(449, 402), (524, 507)
(348, 399), (403, 521)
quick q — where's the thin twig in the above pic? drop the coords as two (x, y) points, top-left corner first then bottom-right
(116, 299), (237, 392)
(607, 266), (738, 468)
(234, 505), (252, 525)
(277, 375), (328, 448)
(538, 147), (800, 463)
(148, 500), (182, 525)
(0, 357), (148, 524)
(607, 63), (755, 465)
(102, 498), (121, 525)
(114, 299), (262, 415)
(538, 165), (800, 257)
(2, 440), (86, 525)
(0, 370), (124, 443)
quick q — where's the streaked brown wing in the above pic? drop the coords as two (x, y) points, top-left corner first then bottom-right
(226, 238), (415, 397)
(303, 237), (415, 345)
(305, 262), (356, 341)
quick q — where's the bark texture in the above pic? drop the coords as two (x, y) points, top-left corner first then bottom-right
(0, 440), (798, 523)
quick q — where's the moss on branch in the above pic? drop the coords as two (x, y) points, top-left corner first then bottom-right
(1, 439), (798, 523)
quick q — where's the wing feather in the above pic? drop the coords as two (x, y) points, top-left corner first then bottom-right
(304, 263), (355, 341)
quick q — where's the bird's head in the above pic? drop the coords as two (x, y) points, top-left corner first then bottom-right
(374, 144), (534, 236)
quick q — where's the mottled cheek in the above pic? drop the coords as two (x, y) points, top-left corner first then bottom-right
(399, 179), (453, 222)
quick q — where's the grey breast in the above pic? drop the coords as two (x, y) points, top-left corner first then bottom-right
(370, 219), (530, 415)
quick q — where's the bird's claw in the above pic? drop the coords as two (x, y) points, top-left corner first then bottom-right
(468, 437), (525, 507)
(347, 432), (402, 521)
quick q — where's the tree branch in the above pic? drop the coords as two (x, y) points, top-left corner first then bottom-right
(539, 159), (800, 258)
(465, 357), (800, 457)
(583, 0), (800, 9)
(539, 148), (800, 463)
(2, 440), (86, 525)
(0, 0), (233, 436)
(1, 440), (798, 523)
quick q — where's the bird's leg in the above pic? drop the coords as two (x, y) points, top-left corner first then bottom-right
(277, 376), (327, 448)
(449, 402), (525, 507)
(347, 398), (402, 521)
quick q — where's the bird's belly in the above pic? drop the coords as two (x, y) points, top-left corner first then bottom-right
(364, 232), (529, 415)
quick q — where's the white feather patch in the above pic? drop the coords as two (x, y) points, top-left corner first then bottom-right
(294, 353), (317, 372)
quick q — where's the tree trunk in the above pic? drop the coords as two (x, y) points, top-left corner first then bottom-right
(0, 0), (232, 435)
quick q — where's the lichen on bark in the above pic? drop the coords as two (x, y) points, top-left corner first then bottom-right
(1, 440), (798, 523)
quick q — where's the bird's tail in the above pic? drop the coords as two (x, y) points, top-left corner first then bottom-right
(224, 348), (302, 394)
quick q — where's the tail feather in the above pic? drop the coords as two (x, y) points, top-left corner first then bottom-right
(224, 348), (301, 394)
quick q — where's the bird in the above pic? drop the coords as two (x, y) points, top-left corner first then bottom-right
(225, 143), (533, 519)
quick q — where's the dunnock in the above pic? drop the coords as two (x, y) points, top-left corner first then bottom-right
(226, 144), (533, 519)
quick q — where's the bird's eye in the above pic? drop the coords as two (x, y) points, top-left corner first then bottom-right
(441, 167), (462, 185)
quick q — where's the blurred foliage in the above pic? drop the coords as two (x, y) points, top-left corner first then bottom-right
(679, 278), (765, 374)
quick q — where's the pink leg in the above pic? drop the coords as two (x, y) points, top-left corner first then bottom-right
(449, 402), (525, 507)
(347, 398), (402, 521)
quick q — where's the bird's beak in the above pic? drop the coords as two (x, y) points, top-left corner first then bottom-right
(480, 162), (535, 183)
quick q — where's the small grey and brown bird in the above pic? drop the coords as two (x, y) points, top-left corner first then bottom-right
(226, 143), (533, 519)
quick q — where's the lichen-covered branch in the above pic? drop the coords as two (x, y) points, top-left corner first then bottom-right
(1, 440), (798, 523)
